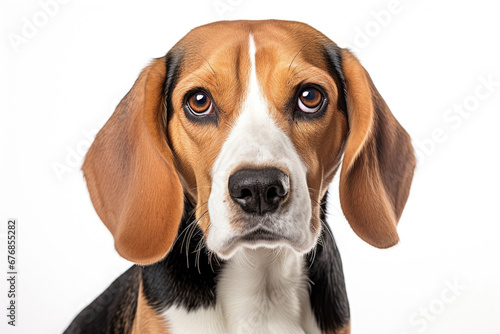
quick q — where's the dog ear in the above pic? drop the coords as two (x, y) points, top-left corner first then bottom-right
(336, 49), (416, 248)
(82, 57), (184, 264)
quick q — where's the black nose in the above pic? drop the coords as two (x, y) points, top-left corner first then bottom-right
(228, 168), (289, 215)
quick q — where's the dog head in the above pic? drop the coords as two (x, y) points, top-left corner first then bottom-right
(83, 20), (416, 264)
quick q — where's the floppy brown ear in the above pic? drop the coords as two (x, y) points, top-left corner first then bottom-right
(82, 57), (184, 264)
(338, 49), (416, 248)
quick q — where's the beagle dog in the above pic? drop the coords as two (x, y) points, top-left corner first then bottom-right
(65, 20), (415, 334)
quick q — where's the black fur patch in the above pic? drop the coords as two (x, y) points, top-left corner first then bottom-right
(306, 192), (351, 331)
(63, 266), (140, 334)
(141, 200), (224, 312)
(164, 48), (184, 123)
(322, 43), (348, 118)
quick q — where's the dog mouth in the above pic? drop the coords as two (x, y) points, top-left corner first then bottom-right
(239, 227), (283, 242)
(218, 226), (289, 258)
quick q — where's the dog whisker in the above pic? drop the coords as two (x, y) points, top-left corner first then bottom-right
(199, 53), (217, 78)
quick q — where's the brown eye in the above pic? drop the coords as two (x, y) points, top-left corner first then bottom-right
(297, 87), (323, 113)
(187, 92), (213, 115)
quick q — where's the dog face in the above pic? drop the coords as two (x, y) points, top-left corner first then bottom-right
(83, 20), (415, 264)
(167, 23), (349, 259)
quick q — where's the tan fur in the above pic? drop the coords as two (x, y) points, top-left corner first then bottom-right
(132, 284), (170, 334)
(332, 321), (351, 334)
(82, 58), (184, 264)
(167, 23), (253, 232)
(338, 49), (416, 248)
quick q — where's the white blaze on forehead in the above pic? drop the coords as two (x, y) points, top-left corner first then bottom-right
(246, 35), (261, 113)
(211, 35), (292, 172)
(206, 34), (314, 258)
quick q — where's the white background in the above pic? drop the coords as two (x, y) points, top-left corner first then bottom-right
(1, 0), (499, 333)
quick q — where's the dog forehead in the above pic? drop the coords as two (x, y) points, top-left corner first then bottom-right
(173, 20), (331, 73)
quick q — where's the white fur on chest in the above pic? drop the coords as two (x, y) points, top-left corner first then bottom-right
(163, 248), (321, 334)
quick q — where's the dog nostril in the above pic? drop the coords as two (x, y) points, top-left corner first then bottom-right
(266, 186), (284, 201)
(238, 188), (253, 199)
(266, 186), (278, 200)
(264, 183), (287, 207)
(271, 184), (287, 197)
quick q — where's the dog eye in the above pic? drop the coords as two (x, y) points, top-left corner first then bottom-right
(187, 91), (213, 115)
(297, 87), (323, 113)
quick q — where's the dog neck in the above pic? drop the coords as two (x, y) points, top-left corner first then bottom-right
(219, 248), (319, 333)
(164, 247), (320, 334)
